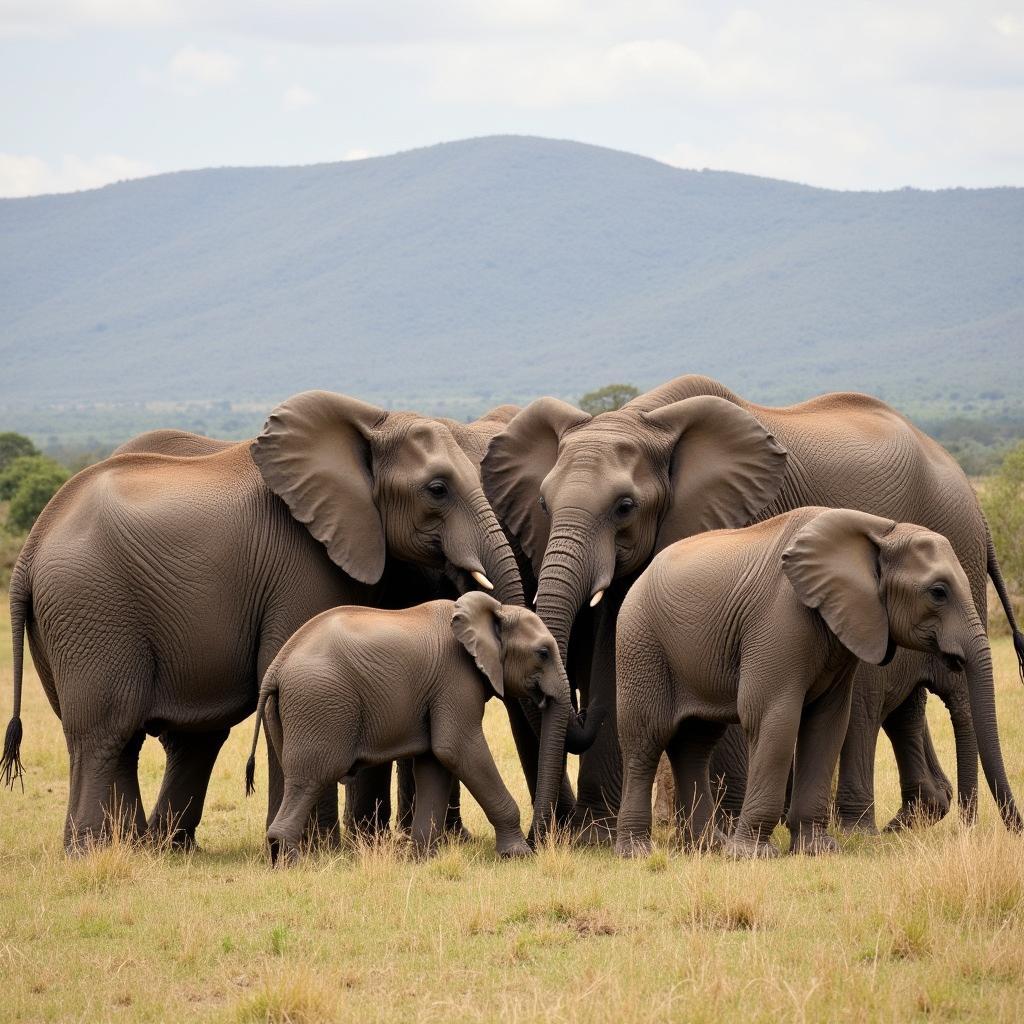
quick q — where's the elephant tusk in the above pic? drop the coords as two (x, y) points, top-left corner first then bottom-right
(471, 570), (494, 591)
(590, 589), (605, 608)
(533, 592), (539, 606)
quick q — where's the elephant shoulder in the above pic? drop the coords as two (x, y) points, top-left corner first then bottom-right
(113, 429), (239, 458)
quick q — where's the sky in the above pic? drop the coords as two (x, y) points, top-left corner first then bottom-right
(1, 1), (1023, 197)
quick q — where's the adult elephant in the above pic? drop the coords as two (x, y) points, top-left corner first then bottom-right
(482, 374), (1023, 840)
(1, 392), (528, 852)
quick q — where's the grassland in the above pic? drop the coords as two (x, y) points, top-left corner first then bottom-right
(1, 590), (1023, 1023)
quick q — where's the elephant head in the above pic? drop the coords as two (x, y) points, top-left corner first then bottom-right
(451, 591), (597, 839)
(782, 508), (1021, 829)
(481, 393), (787, 660)
(252, 391), (524, 606)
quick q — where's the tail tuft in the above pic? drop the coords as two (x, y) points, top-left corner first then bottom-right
(1014, 631), (1024, 686)
(244, 753), (256, 797)
(1, 717), (24, 791)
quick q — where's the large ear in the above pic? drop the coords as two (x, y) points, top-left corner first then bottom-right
(781, 508), (897, 664)
(451, 591), (505, 698)
(481, 397), (591, 571)
(251, 391), (388, 585)
(644, 396), (788, 551)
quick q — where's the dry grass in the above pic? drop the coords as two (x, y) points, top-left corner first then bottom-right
(1, 593), (1023, 1022)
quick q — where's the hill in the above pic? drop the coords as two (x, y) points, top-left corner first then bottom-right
(1, 135), (1022, 443)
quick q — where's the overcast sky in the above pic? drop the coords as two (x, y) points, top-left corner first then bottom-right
(2, 1), (1023, 197)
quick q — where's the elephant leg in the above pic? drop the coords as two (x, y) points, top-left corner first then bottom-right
(615, 720), (673, 858)
(727, 682), (804, 859)
(108, 730), (148, 840)
(443, 779), (472, 842)
(573, 605), (621, 845)
(437, 734), (530, 858)
(882, 686), (953, 831)
(506, 697), (576, 826)
(267, 777), (323, 866)
(787, 676), (854, 854)
(709, 723), (748, 833)
(834, 677), (881, 833)
(343, 763), (393, 840)
(65, 732), (141, 854)
(147, 728), (230, 850)
(667, 719), (728, 852)
(409, 754), (454, 857)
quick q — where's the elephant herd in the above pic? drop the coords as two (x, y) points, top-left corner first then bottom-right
(2, 374), (1022, 860)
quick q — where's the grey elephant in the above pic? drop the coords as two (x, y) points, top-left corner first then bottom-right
(1, 391), (525, 852)
(616, 507), (989, 859)
(245, 592), (581, 862)
(482, 374), (1023, 840)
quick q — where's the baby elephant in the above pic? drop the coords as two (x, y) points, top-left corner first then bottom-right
(615, 507), (982, 859)
(245, 592), (581, 862)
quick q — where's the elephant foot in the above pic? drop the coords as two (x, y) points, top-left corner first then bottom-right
(722, 825), (778, 860)
(883, 796), (949, 832)
(443, 821), (473, 845)
(497, 836), (533, 859)
(614, 833), (653, 859)
(163, 827), (199, 852)
(268, 837), (302, 867)
(788, 824), (840, 856)
(835, 808), (878, 834)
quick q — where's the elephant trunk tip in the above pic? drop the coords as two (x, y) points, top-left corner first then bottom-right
(1, 716), (24, 792)
(565, 703), (608, 754)
(1014, 630), (1024, 686)
(244, 753), (256, 797)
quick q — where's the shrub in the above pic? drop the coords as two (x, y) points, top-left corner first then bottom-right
(578, 383), (640, 415)
(0, 432), (38, 474)
(5, 458), (69, 533)
(981, 442), (1024, 601)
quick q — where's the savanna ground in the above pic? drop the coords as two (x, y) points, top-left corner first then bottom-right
(0, 593), (1022, 1023)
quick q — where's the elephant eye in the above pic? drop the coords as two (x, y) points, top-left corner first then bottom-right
(426, 479), (449, 498)
(928, 583), (948, 603)
(536, 646), (550, 661)
(614, 496), (636, 517)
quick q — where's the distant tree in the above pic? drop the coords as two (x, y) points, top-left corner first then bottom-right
(5, 459), (69, 534)
(0, 432), (38, 474)
(982, 442), (1024, 611)
(578, 383), (640, 416)
(0, 456), (61, 501)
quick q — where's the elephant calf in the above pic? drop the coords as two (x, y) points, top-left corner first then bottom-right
(246, 592), (584, 862)
(615, 507), (985, 859)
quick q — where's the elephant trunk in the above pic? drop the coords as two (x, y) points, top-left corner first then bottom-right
(469, 491), (525, 608)
(535, 511), (606, 664)
(942, 687), (979, 825)
(963, 626), (1023, 831)
(530, 692), (571, 842)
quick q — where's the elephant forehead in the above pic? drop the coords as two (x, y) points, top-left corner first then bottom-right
(554, 432), (650, 474)
(900, 529), (966, 584)
(398, 422), (477, 479)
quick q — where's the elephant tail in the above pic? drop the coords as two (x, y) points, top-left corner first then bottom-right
(244, 672), (279, 797)
(986, 527), (1024, 684)
(1, 557), (31, 790)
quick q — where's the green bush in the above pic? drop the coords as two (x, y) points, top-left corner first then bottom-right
(3, 458), (69, 534)
(578, 383), (639, 416)
(0, 432), (38, 474)
(981, 443), (1024, 620)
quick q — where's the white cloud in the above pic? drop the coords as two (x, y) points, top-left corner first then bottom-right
(0, 153), (154, 198)
(168, 44), (239, 89)
(282, 84), (317, 110)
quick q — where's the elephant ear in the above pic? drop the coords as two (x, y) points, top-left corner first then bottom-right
(251, 390), (388, 585)
(781, 508), (897, 665)
(451, 591), (505, 698)
(481, 397), (591, 572)
(644, 396), (788, 551)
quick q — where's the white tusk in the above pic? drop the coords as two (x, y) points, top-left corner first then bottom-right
(471, 570), (494, 591)
(590, 589), (605, 608)
(533, 592), (539, 606)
